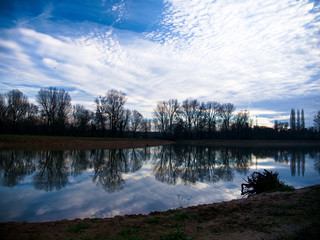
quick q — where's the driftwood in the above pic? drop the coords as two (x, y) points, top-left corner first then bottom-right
(241, 169), (289, 197)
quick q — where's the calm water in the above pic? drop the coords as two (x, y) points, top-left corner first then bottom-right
(0, 145), (319, 222)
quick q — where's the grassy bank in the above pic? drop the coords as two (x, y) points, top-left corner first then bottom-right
(1, 185), (319, 240)
(0, 134), (174, 150)
(177, 139), (320, 147)
(1, 134), (320, 150)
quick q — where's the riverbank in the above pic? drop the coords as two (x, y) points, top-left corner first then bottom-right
(0, 135), (174, 150)
(178, 139), (320, 147)
(1, 135), (320, 150)
(1, 185), (319, 240)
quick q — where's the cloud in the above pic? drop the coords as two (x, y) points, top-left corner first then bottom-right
(0, 0), (319, 126)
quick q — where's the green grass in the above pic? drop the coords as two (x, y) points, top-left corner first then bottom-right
(145, 217), (161, 225)
(116, 227), (144, 240)
(67, 222), (91, 233)
(173, 212), (198, 222)
(160, 230), (190, 240)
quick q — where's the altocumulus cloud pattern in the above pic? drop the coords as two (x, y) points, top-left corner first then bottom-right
(0, 0), (319, 126)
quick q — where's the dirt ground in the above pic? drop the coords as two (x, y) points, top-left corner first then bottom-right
(0, 185), (319, 240)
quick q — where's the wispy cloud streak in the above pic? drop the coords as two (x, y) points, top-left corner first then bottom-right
(0, 0), (319, 126)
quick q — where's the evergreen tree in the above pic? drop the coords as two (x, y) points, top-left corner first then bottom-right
(301, 109), (305, 130)
(297, 109), (301, 131)
(290, 109), (296, 131)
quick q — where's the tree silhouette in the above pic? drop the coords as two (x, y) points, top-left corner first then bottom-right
(95, 89), (127, 137)
(36, 87), (71, 133)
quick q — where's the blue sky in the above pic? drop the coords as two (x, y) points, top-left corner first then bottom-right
(0, 0), (319, 127)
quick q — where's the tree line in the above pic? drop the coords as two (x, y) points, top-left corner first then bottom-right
(0, 88), (319, 140)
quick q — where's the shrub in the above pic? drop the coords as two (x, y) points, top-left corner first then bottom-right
(241, 169), (294, 197)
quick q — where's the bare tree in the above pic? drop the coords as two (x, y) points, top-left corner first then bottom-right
(95, 89), (127, 136)
(180, 98), (199, 136)
(232, 110), (251, 138)
(314, 111), (320, 131)
(5, 89), (34, 126)
(219, 103), (236, 131)
(131, 110), (143, 136)
(118, 109), (131, 136)
(153, 99), (179, 137)
(205, 101), (221, 136)
(141, 118), (152, 137)
(72, 104), (92, 134)
(36, 87), (71, 131)
(0, 93), (7, 123)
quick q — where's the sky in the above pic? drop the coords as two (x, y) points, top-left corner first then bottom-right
(0, 0), (319, 127)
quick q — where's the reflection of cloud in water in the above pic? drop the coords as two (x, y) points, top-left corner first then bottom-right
(0, 146), (320, 222)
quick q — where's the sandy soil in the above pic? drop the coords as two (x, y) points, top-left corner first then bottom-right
(0, 185), (319, 240)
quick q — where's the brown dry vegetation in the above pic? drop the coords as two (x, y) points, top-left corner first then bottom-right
(0, 185), (319, 240)
(0, 135), (174, 150)
(178, 139), (320, 148)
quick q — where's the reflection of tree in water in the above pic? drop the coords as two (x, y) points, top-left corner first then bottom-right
(1, 146), (319, 191)
(0, 150), (36, 187)
(152, 145), (180, 185)
(92, 149), (125, 192)
(309, 150), (320, 174)
(290, 151), (305, 177)
(153, 145), (253, 185)
(127, 148), (150, 172)
(33, 151), (68, 191)
(68, 150), (91, 176)
(91, 148), (148, 192)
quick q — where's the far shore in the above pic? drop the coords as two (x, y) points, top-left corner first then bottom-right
(177, 139), (320, 147)
(0, 134), (320, 149)
(0, 135), (174, 150)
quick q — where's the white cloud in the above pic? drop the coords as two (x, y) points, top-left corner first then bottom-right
(0, 0), (319, 124)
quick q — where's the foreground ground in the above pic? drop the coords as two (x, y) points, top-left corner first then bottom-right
(0, 185), (319, 240)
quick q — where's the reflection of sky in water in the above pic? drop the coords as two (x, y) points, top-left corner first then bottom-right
(0, 146), (319, 222)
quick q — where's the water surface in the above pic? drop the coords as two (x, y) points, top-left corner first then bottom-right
(0, 145), (319, 222)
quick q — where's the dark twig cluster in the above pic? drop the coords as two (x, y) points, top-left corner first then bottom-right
(241, 169), (294, 197)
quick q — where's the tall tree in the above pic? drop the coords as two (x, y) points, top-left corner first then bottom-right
(290, 108), (296, 131)
(141, 118), (152, 137)
(314, 111), (320, 131)
(5, 89), (38, 129)
(0, 93), (7, 125)
(72, 104), (92, 134)
(233, 110), (250, 129)
(301, 109), (305, 130)
(95, 89), (127, 136)
(205, 101), (221, 137)
(297, 109), (301, 131)
(153, 99), (179, 137)
(36, 87), (71, 132)
(180, 98), (199, 137)
(6, 89), (29, 125)
(131, 110), (143, 136)
(219, 103), (235, 131)
(118, 109), (131, 136)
